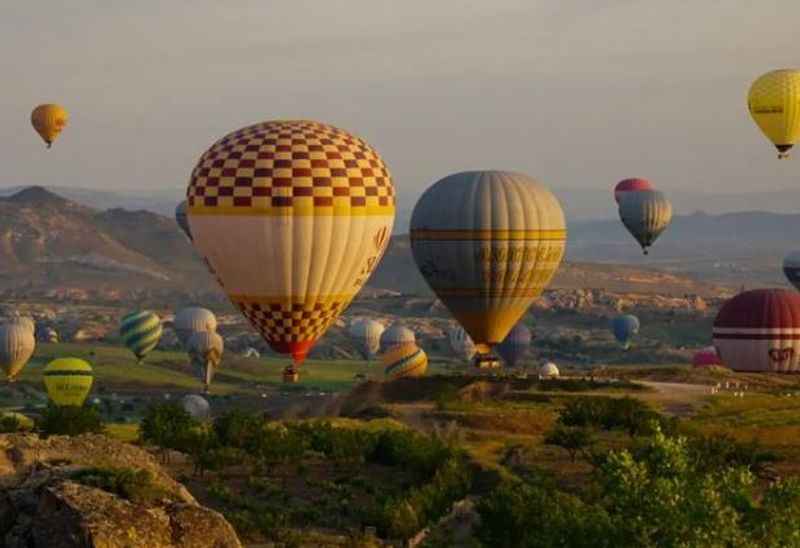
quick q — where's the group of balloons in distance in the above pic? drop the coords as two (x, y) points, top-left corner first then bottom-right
(14, 67), (800, 396)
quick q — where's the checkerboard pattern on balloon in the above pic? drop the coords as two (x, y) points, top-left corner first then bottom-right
(188, 120), (395, 214)
(234, 300), (343, 343)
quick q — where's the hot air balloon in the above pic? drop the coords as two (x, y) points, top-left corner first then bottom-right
(381, 323), (416, 353)
(383, 343), (428, 380)
(43, 358), (93, 406)
(539, 362), (559, 378)
(783, 251), (800, 291)
(612, 314), (640, 350)
(188, 331), (223, 393)
(618, 190), (672, 255)
(31, 104), (68, 148)
(496, 322), (532, 368)
(713, 289), (800, 372)
(0, 412), (34, 431)
(0, 323), (35, 382)
(120, 311), (162, 363)
(349, 319), (384, 360)
(693, 346), (722, 368)
(748, 69), (800, 159)
(448, 325), (477, 361)
(5, 315), (35, 335)
(175, 201), (192, 241)
(187, 120), (395, 382)
(410, 171), (566, 367)
(174, 307), (217, 348)
(614, 178), (654, 204)
(181, 394), (211, 420)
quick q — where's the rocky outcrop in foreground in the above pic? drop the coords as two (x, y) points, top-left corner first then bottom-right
(0, 434), (241, 548)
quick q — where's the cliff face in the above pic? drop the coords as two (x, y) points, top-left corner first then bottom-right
(0, 433), (241, 548)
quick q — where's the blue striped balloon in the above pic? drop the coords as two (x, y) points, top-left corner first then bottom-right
(497, 322), (532, 368)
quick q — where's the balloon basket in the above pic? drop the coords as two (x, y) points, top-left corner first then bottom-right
(474, 355), (501, 370)
(283, 366), (300, 384)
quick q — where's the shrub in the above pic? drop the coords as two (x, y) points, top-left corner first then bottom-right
(140, 403), (199, 461)
(38, 404), (104, 437)
(544, 425), (595, 462)
(71, 467), (170, 504)
(558, 396), (669, 436)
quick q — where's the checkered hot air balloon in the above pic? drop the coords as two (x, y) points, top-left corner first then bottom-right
(120, 311), (163, 363)
(187, 120), (395, 381)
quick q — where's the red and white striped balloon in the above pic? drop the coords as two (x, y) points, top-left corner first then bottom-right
(713, 289), (800, 373)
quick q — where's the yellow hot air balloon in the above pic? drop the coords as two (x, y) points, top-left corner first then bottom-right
(31, 104), (69, 149)
(43, 358), (93, 407)
(410, 171), (566, 366)
(187, 120), (395, 380)
(748, 69), (800, 158)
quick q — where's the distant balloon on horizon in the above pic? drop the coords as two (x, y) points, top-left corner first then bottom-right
(614, 178), (654, 204)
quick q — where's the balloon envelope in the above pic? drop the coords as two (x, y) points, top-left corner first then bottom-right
(496, 322), (532, 367)
(188, 331), (224, 391)
(783, 251), (800, 291)
(187, 120), (395, 366)
(748, 69), (800, 158)
(181, 394), (211, 420)
(381, 323), (416, 353)
(410, 171), (566, 353)
(693, 346), (722, 368)
(614, 178), (654, 204)
(120, 311), (162, 362)
(43, 358), (93, 406)
(612, 315), (640, 349)
(174, 307), (217, 348)
(349, 319), (384, 360)
(448, 325), (477, 361)
(0, 323), (35, 382)
(540, 362), (559, 378)
(31, 104), (68, 148)
(618, 190), (672, 254)
(713, 289), (800, 372)
(383, 343), (428, 380)
(175, 201), (192, 241)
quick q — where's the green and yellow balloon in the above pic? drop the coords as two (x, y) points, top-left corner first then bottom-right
(120, 311), (162, 362)
(43, 358), (93, 406)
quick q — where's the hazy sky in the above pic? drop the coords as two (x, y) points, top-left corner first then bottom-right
(2, 1), (800, 216)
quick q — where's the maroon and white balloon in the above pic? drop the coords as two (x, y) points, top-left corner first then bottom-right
(713, 289), (800, 373)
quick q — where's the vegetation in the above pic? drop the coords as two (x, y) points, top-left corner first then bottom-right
(71, 467), (172, 504)
(544, 425), (596, 462)
(557, 396), (675, 436)
(477, 426), (800, 548)
(37, 404), (105, 437)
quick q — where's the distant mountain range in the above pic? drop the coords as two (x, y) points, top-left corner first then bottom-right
(0, 185), (791, 298)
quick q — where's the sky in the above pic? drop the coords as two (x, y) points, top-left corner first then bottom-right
(2, 1), (800, 220)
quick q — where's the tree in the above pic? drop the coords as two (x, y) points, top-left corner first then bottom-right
(544, 425), (595, 462)
(37, 404), (104, 437)
(140, 403), (198, 462)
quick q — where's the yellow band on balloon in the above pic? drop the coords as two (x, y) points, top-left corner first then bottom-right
(410, 229), (566, 240)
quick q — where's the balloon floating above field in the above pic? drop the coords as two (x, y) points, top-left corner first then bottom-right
(612, 314), (640, 350)
(31, 104), (68, 148)
(614, 178), (653, 204)
(496, 322), (532, 368)
(783, 251), (800, 291)
(692, 346), (722, 368)
(0, 323), (35, 382)
(713, 289), (800, 373)
(748, 69), (800, 159)
(174, 307), (217, 348)
(383, 343), (428, 380)
(188, 331), (223, 393)
(349, 319), (384, 360)
(181, 394), (211, 420)
(410, 171), (566, 364)
(175, 201), (192, 241)
(381, 323), (416, 353)
(448, 325), (477, 361)
(187, 120), (395, 375)
(120, 311), (163, 363)
(43, 358), (93, 406)
(539, 362), (559, 378)
(617, 190), (672, 255)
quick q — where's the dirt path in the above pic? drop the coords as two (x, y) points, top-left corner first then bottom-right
(638, 381), (712, 416)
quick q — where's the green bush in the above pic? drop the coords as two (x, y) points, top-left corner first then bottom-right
(71, 467), (170, 504)
(544, 425), (595, 462)
(38, 404), (105, 437)
(140, 403), (199, 460)
(558, 396), (670, 436)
